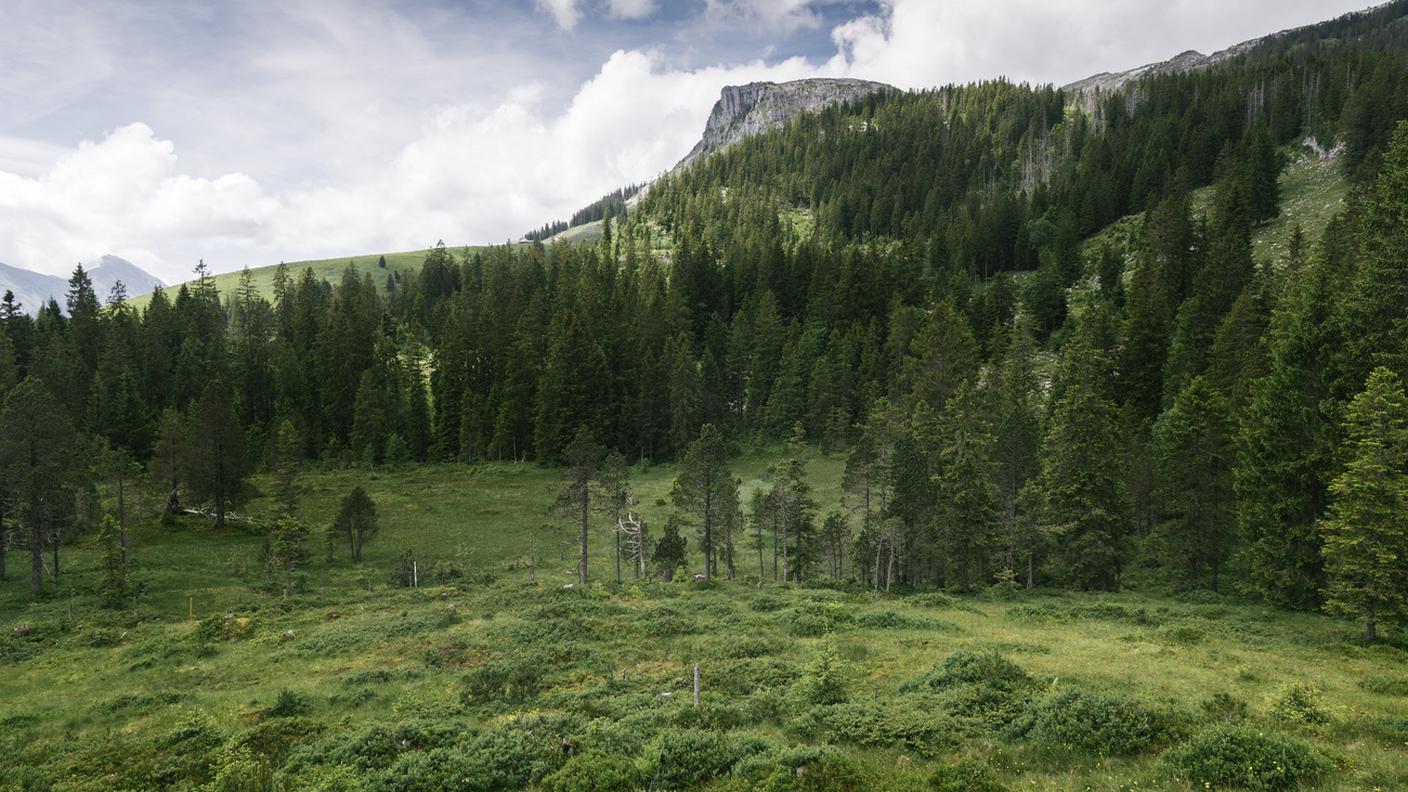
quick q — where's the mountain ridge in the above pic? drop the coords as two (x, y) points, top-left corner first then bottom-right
(0, 255), (164, 315)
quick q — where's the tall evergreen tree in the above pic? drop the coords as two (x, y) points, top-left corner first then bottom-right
(1153, 376), (1236, 590)
(184, 381), (251, 530)
(670, 424), (734, 581)
(1321, 368), (1408, 642)
(0, 378), (78, 595)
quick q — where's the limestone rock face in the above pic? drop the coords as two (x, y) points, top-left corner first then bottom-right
(677, 78), (895, 170)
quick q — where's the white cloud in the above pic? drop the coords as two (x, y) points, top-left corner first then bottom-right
(606, 0), (656, 20)
(0, 0), (1383, 282)
(535, 0), (582, 30)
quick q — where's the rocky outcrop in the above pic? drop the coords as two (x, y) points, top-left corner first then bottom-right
(676, 78), (895, 170)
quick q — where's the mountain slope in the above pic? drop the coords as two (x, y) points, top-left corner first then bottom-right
(0, 256), (164, 314)
(676, 77), (896, 170)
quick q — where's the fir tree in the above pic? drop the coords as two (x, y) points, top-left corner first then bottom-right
(329, 486), (379, 563)
(184, 381), (251, 530)
(935, 382), (1000, 590)
(670, 424), (734, 581)
(1320, 367), (1408, 642)
(1153, 376), (1236, 590)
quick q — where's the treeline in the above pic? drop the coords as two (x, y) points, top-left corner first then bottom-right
(522, 183), (644, 241)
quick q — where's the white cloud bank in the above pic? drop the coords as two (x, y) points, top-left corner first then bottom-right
(0, 0), (1379, 281)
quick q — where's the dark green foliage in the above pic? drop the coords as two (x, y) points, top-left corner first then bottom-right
(184, 380), (252, 530)
(638, 728), (766, 789)
(1011, 689), (1172, 755)
(1159, 725), (1331, 790)
(540, 752), (644, 792)
(788, 697), (958, 757)
(329, 486), (379, 563)
(901, 651), (1036, 729)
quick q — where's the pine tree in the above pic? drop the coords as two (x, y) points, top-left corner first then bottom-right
(329, 486), (379, 563)
(269, 515), (310, 597)
(901, 300), (978, 413)
(597, 451), (632, 585)
(0, 378), (78, 595)
(935, 382), (1000, 590)
(670, 424), (734, 581)
(152, 407), (186, 514)
(1153, 376), (1236, 590)
(270, 419), (301, 519)
(1034, 338), (1130, 591)
(97, 514), (134, 608)
(184, 381), (251, 530)
(556, 426), (604, 586)
(652, 515), (687, 582)
(1320, 368), (1408, 642)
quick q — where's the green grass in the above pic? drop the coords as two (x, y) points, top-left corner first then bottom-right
(125, 246), (508, 312)
(1083, 147), (1351, 276)
(3, 445), (1407, 790)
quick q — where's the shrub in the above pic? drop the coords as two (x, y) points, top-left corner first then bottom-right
(732, 745), (869, 791)
(791, 636), (849, 706)
(638, 729), (765, 789)
(1160, 725), (1331, 790)
(1201, 692), (1250, 723)
(853, 609), (949, 630)
(376, 715), (574, 792)
(461, 650), (549, 705)
(787, 602), (853, 637)
(540, 753), (643, 792)
(788, 697), (959, 757)
(750, 595), (787, 612)
(1012, 689), (1171, 755)
(901, 651), (1035, 729)
(1268, 683), (1329, 727)
(929, 759), (1009, 792)
(267, 689), (313, 718)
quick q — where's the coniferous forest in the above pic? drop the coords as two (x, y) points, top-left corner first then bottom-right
(6, 3), (1408, 790)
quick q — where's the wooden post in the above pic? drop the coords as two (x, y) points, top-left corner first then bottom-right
(188, 596), (193, 620)
(693, 663), (701, 707)
(412, 558), (418, 588)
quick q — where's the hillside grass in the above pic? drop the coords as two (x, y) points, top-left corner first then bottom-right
(2, 446), (1406, 790)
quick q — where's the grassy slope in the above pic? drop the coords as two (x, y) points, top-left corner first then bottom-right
(1082, 148), (1350, 272)
(2, 446), (1407, 790)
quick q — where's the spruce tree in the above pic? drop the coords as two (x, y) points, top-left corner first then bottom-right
(1153, 376), (1236, 590)
(0, 378), (78, 595)
(184, 381), (251, 530)
(1034, 337), (1129, 591)
(330, 486), (379, 563)
(670, 424), (733, 581)
(1321, 367), (1408, 642)
(934, 382), (1000, 590)
(555, 426), (604, 586)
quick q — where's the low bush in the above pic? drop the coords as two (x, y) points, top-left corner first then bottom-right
(730, 745), (869, 791)
(1159, 724), (1331, 790)
(461, 649), (550, 705)
(788, 697), (959, 757)
(790, 637), (850, 706)
(900, 651), (1036, 729)
(638, 728), (767, 789)
(266, 689), (313, 718)
(1012, 689), (1171, 756)
(1268, 682), (1329, 727)
(540, 752), (644, 792)
(853, 609), (951, 630)
(929, 759), (1009, 792)
(1200, 692), (1249, 723)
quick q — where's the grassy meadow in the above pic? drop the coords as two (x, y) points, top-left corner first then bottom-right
(2, 446), (1406, 791)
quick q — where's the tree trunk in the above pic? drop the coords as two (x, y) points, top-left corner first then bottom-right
(1026, 551), (1034, 590)
(51, 530), (59, 580)
(578, 487), (589, 587)
(30, 518), (43, 595)
(117, 476), (127, 564)
(702, 487), (713, 582)
(614, 525), (621, 585)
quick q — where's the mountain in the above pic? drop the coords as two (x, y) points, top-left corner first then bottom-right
(0, 262), (66, 315)
(0, 255), (163, 314)
(530, 77), (895, 243)
(1062, 2), (1396, 104)
(675, 77), (896, 170)
(89, 255), (165, 301)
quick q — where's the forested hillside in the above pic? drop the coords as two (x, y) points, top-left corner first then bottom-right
(6, 1), (1405, 605)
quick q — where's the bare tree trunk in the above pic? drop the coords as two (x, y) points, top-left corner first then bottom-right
(51, 530), (59, 580)
(1026, 551), (1034, 590)
(117, 476), (127, 564)
(578, 489), (589, 587)
(30, 513), (43, 595)
(780, 512), (789, 584)
(614, 528), (621, 585)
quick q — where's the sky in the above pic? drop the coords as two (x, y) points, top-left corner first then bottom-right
(0, 0), (1381, 282)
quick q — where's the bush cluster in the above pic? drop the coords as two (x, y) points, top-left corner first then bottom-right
(1011, 688), (1172, 756)
(1159, 725), (1331, 790)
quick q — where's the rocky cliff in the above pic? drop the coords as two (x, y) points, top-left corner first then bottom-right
(676, 78), (895, 170)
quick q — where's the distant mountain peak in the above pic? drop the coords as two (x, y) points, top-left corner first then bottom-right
(676, 77), (897, 170)
(0, 255), (164, 315)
